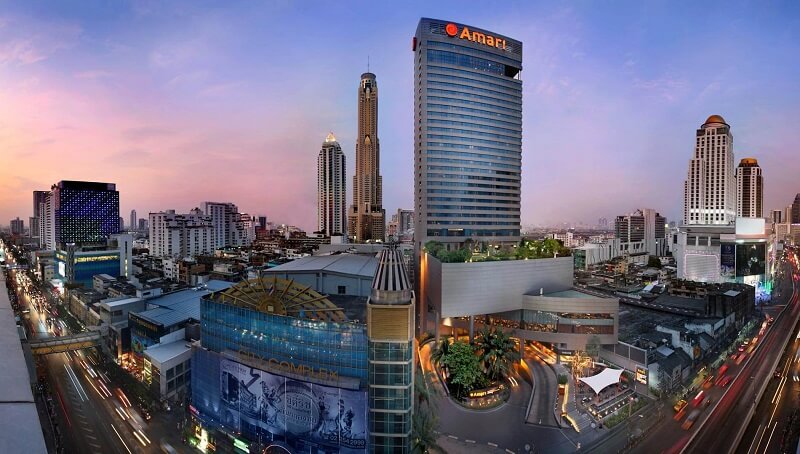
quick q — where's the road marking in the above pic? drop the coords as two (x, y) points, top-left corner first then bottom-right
(748, 424), (765, 454)
(465, 439), (475, 443)
(763, 421), (778, 454)
(488, 442), (499, 447)
(505, 449), (515, 454)
(448, 435), (458, 440)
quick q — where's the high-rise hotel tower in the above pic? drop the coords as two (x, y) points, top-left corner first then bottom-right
(735, 157), (763, 218)
(348, 72), (386, 243)
(413, 18), (523, 251)
(317, 133), (347, 236)
(683, 115), (736, 225)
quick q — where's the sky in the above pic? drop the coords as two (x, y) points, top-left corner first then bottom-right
(1, 1), (799, 231)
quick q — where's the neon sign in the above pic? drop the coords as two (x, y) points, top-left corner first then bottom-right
(445, 23), (507, 50)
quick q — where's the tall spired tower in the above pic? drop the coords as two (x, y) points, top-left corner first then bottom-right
(348, 72), (386, 242)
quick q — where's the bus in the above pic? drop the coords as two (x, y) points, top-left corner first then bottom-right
(715, 365), (729, 385)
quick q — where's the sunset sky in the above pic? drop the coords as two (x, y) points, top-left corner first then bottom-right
(1, 1), (799, 231)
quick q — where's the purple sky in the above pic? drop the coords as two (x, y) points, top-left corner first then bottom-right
(1, 1), (799, 231)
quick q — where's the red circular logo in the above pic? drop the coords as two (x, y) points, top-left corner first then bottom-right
(445, 23), (458, 37)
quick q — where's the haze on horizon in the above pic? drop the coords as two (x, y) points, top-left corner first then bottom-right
(1, 1), (798, 231)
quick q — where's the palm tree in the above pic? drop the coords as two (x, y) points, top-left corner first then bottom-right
(476, 327), (520, 382)
(414, 369), (437, 408)
(412, 406), (446, 454)
(431, 338), (450, 366)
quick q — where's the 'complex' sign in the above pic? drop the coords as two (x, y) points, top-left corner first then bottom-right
(445, 22), (507, 50)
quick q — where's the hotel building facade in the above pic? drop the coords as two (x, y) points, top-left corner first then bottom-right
(413, 18), (523, 251)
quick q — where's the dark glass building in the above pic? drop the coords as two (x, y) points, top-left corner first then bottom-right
(51, 180), (120, 247)
(413, 18), (523, 251)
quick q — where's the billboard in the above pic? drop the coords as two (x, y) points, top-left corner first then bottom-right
(219, 358), (367, 452)
(720, 243), (736, 279)
(736, 243), (766, 277)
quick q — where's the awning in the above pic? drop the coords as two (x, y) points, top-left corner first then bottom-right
(578, 368), (624, 394)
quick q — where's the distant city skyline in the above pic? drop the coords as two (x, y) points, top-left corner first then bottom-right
(1, 1), (799, 231)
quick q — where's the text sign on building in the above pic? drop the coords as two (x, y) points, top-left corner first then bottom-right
(635, 366), (647, 385)
(445, 22), (507, 50)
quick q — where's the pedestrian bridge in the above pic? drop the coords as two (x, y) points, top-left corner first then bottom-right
(28, 331), (102, 355)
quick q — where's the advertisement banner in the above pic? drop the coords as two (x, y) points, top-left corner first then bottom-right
(720, 243), (735, 279)
(736, 243), (766, 277)
(219, 358), (367, 452)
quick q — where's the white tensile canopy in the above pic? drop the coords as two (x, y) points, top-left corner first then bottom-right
(578, 368), (624, 395)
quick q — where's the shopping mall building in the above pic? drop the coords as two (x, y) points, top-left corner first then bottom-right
(190, 248), (415, 453)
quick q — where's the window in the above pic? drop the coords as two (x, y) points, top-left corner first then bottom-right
(337, 285), (346, 295)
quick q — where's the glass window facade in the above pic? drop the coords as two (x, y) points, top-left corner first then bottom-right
(368, 340), (413, 453)
(201, 298), (369, 385)
(52, 181), (120, 246)
(415, 19), (523, 246)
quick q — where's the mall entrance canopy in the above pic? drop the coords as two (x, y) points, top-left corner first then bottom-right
(578, 368), (624, 394)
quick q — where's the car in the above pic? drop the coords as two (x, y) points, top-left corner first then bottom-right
(738, 346), (746, 353)
(682, 409), (701, 430)
(718, 375), (733, 387)
(774, 370), (782, 379)
(702, 397), (712, 408)
(673, 399), (688, 413)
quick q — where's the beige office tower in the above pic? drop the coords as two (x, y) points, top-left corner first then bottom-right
(348, 72), (386, 242)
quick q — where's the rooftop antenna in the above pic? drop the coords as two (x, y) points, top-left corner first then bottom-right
(367, 55), (370, 73)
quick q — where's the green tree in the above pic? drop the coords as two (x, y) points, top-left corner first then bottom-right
(431, 338), (450, 367)
(441, 341), (483, 398)
(647, 255), (663, 269)
(476, 326), (520, 381)
(412, 405), (446, 454)
(558, 374), (569, 386)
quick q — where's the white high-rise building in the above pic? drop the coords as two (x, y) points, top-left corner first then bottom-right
(317, 133), (347, 237)
(130, 209), (137, 232)
(149, 209), (214, 258)
(735, 158), (763, 218)
(683, 115), (736, 225)
(202, 202), (239, 249)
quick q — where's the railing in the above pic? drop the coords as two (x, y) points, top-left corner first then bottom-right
(28, 331), (102, 355)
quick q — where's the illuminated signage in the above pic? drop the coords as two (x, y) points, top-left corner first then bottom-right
(635, 366), (647, 385)
(445, 22), (507, 50)
(239, 350), (339, 381)
(233, 438), (249, 452)
(75, 254), (119, 263)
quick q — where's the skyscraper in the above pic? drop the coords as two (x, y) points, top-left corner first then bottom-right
(348, 72), (385, 243)
(683, 115), (736, 225)
(317, 133), (347, 236)
(735, 158), (763, 218)
(10, 218), (24, 235)
(130, 209), (137, 232)
(792, 194), (800, 224)
(413, 18), (523, 252)
(45, 180), (120, 250)
(614, 208), (667, 256)
(31, 190), (48, 239)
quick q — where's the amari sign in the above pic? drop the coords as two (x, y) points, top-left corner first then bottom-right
(445, 22), (508, 50)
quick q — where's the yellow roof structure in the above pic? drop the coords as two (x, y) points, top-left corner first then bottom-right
(214, 276), (346, 323)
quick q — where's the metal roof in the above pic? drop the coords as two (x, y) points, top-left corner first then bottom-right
(135, 280), (232, 327)
(265, 254), (378, 278)
(144, 339), (192, 365)
(372, 249), (411, 292)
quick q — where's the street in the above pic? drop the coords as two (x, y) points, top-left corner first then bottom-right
(4, 247), (170, 454)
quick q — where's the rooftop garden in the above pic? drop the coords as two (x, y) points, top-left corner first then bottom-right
(425, 238), (571, 263)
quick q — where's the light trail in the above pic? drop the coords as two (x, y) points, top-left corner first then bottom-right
(110, 423), (133, 454)
(64, 364), (87, 402)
